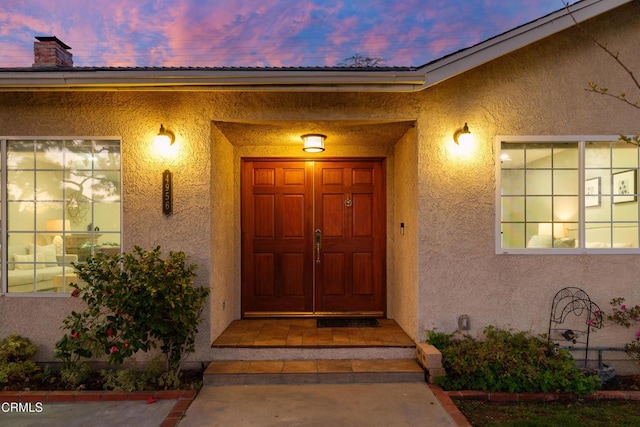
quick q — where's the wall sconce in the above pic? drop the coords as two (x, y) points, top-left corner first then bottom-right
(453, 123), (473, 145)
(302, 134), (326, 153)
(155, 124), (175, 151)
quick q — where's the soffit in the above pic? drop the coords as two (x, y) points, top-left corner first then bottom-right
(214, 120), (414, 147)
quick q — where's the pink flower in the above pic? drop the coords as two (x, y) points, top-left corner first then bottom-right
(636, 331), (640, 339)
(109, 346), (118, 354)
(107, 328), (114, 337)
(621, 305), (627, 311)
(123, 342), (129, 349)
(594, 310), (601, 316)
(72, 332), (79, 339)
(71, 288), (80, 298)
(587, 318), (595, 325)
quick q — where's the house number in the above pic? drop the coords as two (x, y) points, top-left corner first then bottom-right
(163, 170), (173, 216)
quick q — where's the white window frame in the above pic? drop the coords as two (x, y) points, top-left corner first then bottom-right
(0, 136), (123, 296)
(496, 135), (640, 255)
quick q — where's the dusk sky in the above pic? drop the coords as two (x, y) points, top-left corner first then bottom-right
(1, 0), (575, 68)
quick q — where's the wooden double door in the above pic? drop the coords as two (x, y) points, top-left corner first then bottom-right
(241, 159), (386, 317)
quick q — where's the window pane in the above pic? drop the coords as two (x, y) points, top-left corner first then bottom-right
(7, 141), (34, 168)
(554, 196), (578, 222)
(585, 226), (611, 247)
(94, 140), (121, 170)
(501, 144), (525, 168)
(94, 202), (121, 232)
(553, 145), (578, 168)
(501, 223), (525, 249)
(613, 226), (638, 248)
(586, 142), (611, 168)
(502, 197), (524, 222)
(36, 171), (64, 200)
(36, 202), (64, 230)
(527, 146), (552, 168)
(8, 202), (34, 230)
(613, 200), (638, 222)
(564, 222), (579, 239)
(527, 170), (552, 195)
(7, 171), (34, 200)
(65, 171), (94, 199)
(553, 170), (578, 195)
(36, 141), (64, 169)
(65, 140), (94, 169)
(92, 171), (120, 202)
(526, 196), (552, 222)
(501, 170), (524, 195)
(586, 196), (612, 221)
(612, 143), (638, 169)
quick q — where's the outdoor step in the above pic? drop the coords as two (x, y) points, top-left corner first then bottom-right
(210, 345), (416, 361)
(204, 359), (426, 386)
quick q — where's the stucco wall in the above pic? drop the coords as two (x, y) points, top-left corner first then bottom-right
(0, 91), (213, 361)
(413, 1), (640, 361)
(391, 128), (419, 338)
(210, 124), (235, 339)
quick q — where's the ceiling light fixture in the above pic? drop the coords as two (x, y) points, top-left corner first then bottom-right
(301, 134), (326, 153)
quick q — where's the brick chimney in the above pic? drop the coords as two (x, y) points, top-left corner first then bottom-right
(33, 36), (73, 67)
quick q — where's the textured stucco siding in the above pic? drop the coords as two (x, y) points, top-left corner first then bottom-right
(0, 91), (214, 361)
(414, 2), (640, 358)
(392, 128), (419, 338)
(0, 2), (639, 368)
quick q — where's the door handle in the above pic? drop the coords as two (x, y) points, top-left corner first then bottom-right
(315, 229), (322, 264)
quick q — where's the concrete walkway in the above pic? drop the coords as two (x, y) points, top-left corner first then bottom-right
(180, 383), (459, 427)
(0, 383), (462, 426)
(0, 399), (177, 427)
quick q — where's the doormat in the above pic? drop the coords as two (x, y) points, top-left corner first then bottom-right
(317, 318), (379, 328)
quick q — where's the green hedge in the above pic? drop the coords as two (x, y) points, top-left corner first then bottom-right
(427, 326), (600, 394)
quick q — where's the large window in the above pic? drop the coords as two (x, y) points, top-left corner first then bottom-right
(498, 136), (639, 253)
(1, 138), (121, 293)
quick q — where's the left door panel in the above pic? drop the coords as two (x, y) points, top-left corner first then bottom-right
(241, 160), (314, 314)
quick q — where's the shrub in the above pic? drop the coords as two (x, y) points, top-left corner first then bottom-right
(607, 298), (640, 362)
(100, 357), (181, 391)
(427, 326), (600, 395)
(54, 246), (210, 381)
(0, 335), (40, 390)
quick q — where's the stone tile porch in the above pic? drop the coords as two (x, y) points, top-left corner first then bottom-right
(206, 318), (424, 385)
(211, 318), (416, 348)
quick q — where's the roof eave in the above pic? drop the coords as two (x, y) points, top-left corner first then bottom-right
(0, 69), (427, 93)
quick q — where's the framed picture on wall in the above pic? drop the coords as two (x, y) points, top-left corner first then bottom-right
(585, 177), (601, 207)
(613, 170), (637, 204)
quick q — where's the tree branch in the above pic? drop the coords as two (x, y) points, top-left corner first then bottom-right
(566, 2), (640, 103)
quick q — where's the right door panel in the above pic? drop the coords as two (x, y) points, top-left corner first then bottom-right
(314, 161), (386, 314)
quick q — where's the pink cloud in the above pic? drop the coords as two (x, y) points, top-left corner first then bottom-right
(0, 0), (572, 68)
